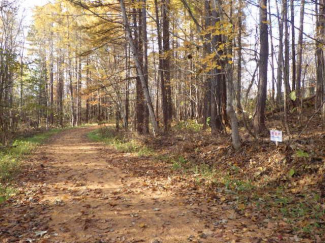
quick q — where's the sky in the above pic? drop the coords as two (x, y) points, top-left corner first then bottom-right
(20, 0), (49, 24)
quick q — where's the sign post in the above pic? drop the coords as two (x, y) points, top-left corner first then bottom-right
(270, 130), (282, 146)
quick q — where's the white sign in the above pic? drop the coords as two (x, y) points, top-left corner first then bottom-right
(270, 130), (282, 142)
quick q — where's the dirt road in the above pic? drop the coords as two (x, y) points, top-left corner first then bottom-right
(1, 127), (216, 243)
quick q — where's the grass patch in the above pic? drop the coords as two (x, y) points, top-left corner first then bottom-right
(88, 127), (154, 156)
(173, 120), (203, 133)
(271, 191), (324, 236)
(170, 156), (188, 171)
(0, 128), (62, 202)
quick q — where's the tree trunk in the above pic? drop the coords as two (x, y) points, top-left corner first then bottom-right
(119, 0), (159, 136)
(125, 37), (130, 130)
(276, 0), (283, 105)
(202, 0), (212, 130)
(210, 0), (224, 133)
(77, 55), (82, 125)
(283, 0), (291, 97)
(142, 0), (149, 134)
(253, 0), (268, 134)
(86, 57), (90, 123)
(236, 0), (243, 112)
(268, 1), (276, 103)
(284, 0), (291, 135)
(50, 41), (54, 125)
(57, 54), (64, 127)
(133, 1), (145, 134)
(296, 0), (305, 101)
(291, 0), (296, 91)
(154, 0), (163, 127)
(316, 0), (325, 110)
(226, 65), (241, 150)
(162, 0), (172, 131)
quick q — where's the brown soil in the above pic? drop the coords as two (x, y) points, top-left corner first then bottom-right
(0, 127), (214, 243)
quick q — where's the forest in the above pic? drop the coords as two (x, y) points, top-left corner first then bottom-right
(0, 0), (325, 242)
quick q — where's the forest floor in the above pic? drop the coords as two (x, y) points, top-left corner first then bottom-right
(0, 116), (324, 242)
(0, 126), (240, 243)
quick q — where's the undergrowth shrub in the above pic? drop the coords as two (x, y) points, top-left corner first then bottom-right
(173, 120), (203, 132)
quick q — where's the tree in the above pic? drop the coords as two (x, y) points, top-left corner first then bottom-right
(119, 0), (159, 136)
(283, 0), (291, 135)
(276, 0), (283, 105)
(236, 0), (243, 112)
(161, 0), (172, 132)
(290, 0), (296, 91)
(253, 0), (268, 134)
(0, 1), (23, 144)
(296, 0), (305, 102)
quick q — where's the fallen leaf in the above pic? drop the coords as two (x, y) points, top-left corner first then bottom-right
(139, 223), (147, 228)
(237, 203), (245, 210)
